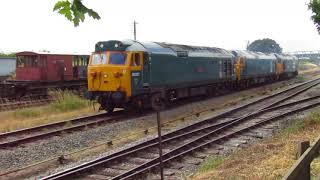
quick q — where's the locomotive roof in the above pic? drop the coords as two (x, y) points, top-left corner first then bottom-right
(95, 40), (233, 58)
(232, 50), (277, 60)
(232, 50), (298, 61)
(274, 54), (298, 60)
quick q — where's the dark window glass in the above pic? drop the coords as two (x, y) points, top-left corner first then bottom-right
(17, 56), (25, 68)
(109, 53), (127, 65)
(131, 53), (140, 66)
(17, 56), (38, 68)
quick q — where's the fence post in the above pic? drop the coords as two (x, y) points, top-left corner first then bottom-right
(296, 141), (310, 180)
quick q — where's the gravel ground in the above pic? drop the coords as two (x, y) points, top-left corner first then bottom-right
(0, 76), (317, 179)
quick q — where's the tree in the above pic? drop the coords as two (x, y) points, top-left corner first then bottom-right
(53, 0), (100, 27)
(309, 0), (320, 32)
(0, 53), (16, 58)
(247, 38), (282, 54)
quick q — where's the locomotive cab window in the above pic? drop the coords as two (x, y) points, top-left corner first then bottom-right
(109, 52), (127, 65)
(91, 53), (107, 65)
(131, 53), (141, 66)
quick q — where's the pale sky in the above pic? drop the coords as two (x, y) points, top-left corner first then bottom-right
(0, 0), (319, 54)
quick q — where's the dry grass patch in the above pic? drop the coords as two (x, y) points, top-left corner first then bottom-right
(191, 110), (320, 180)
(0, 91), (97, 133)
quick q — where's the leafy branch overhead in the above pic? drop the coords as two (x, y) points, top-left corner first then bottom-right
(53, 0), (100, 26)
(309, 0), (320, 32)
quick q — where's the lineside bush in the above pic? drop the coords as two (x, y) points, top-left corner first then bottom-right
(49, 90), (89, 112)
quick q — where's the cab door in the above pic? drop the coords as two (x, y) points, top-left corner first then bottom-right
(142, 52), (150, 85)
(130, 52), (143, 96)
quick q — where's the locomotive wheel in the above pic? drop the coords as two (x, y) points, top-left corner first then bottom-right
(105, 104), (115, 114)
(151, 93), (166, 111)
(127, 97), (144, 114)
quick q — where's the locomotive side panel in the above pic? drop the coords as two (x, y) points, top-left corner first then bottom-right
(147, 54), (231, 88)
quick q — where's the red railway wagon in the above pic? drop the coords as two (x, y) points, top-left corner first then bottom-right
(0, 52), (89, 97)
(15, 51), (89, 81)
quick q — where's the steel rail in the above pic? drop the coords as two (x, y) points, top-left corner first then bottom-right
(0, 111), (126, 148)
(0, 95), (53, 111)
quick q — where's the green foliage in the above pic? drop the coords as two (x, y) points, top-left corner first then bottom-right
(309, 0), (320, 32)
(198, 156), (224, 173)
(0, 53), (16, 58)
(247, 38), (282, 54)
(295, 75), (306, 83)
(50, 91), (89, 111)
(308, 112), (320, 124)
(282, 111), (320, 135)
(14, 108), (41, 118)
(53, 0), (101, 27)
(282, 119), (305, 135)
(298, 61), (318, 71)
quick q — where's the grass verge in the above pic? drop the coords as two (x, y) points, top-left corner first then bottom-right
(0, 91), (96, 133)
(197, 156), (225, 173)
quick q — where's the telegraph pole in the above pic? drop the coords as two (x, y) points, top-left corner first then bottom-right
(246, 40), (250, 50)
(156, 111), (164, 180)
(133, 20), (138, 40)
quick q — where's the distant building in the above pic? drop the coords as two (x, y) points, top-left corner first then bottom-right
(0, 57), (16, 77)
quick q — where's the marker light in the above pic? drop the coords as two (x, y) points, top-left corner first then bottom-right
(113, 72), (123, 78)
(90, 71), (97, 78)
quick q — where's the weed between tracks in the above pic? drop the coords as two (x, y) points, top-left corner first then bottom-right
(0, 91), (95, 133)
(191, 109), (320, 180)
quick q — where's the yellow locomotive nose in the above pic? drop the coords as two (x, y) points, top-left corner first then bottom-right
(87, 51), (131, 95)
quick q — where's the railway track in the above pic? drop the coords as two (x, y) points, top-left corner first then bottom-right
(0, 111), (129, 148)
(40, 78), (320, 180)
(0, 94), (54, 111)
(0, 78), (318, 149)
